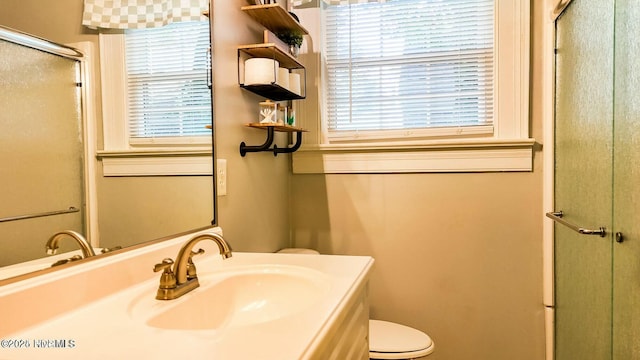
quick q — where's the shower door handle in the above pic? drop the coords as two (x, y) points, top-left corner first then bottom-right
(206, 47), (212, 89)
(546, 211), (607, 237)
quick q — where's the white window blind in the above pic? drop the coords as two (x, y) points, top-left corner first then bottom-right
(125, 21), (211, 140)
(323, 0), (494, 138)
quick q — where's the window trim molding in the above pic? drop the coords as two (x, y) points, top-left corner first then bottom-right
(97, 150), (212, 176)
(98, 31), (212, 177)
(292, 0), (533, 173)
(292, 138), (535, 174)
(69, 41), (101, 246)
(100, 33), (129, 152)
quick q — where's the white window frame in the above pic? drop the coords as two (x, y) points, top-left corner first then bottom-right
(291, 0), (534, 174)
(98, 29), (212, 177)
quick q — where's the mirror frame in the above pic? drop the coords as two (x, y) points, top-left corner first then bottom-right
(0, 224), (218, 286)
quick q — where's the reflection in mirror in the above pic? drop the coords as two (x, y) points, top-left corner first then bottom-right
(0, 26), (91, 278)
(0, 4), (216, 283)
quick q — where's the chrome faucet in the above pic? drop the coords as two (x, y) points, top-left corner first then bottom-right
(45, 230), (96, 258)
(153, 233), (232, 300)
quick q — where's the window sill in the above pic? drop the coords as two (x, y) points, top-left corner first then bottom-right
(97, 149), (212, 176)
(291, 138), (537, 174)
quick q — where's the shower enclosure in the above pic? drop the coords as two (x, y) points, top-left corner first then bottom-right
(0, 26), (89, 267)
(552, 0), (640, 358)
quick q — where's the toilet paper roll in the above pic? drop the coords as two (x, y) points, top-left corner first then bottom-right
(288, 73), (301, 95)
(244, 58), (279, 85)
(277, 67), (290, 90)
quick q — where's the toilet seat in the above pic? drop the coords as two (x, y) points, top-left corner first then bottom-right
(369, 320), (434, 359)
(276, 248), (320, 255)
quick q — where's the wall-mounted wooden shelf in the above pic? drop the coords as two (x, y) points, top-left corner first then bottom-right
(238, 45), (306, 100)
(241, 4), (309, 35)
(246, 123), (307, 132)
(238, 43), (303, 69)
(240, 83), (304, 101)
(238, 3), (310, 157)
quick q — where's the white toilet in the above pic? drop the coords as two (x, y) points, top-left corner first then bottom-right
(369, 319), (434, 359)
(277, 248), (435, 359)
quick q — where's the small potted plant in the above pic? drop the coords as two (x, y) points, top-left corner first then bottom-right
(277, 32), (303, 58)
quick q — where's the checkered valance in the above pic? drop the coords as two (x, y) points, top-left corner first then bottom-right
(82, 0), (208, 30)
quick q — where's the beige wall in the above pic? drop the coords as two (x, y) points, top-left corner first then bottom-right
(211, 2), (291, 252)
(2, 0), (547, 358)
(290, 1), (546, 359)
(0, 0), (291, 252)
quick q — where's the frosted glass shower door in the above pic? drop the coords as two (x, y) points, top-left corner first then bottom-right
(0, 39), (85, 266)
(612, 1), (640, 358)
(554, 1), (615, 359)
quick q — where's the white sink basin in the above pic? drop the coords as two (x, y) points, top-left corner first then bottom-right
(1, 238), (374, 360)
(129, 264), (331, 331)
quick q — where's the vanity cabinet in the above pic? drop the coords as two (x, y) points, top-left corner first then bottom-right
(238, 3), (309, 156)
(310, 282), (370, 360)
(0, 228), (375, 360)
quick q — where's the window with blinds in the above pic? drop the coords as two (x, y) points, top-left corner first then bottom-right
(323, 0), (494, 141)
(125, 21), (211, 142)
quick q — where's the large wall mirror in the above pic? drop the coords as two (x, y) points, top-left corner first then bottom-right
(0, 1), (216, 283)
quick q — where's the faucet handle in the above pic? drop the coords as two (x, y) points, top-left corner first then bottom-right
(153, 258), (176, 290)
(100, 246), (123, 254)
(50, 254), (83, 267)
(187, 248), (205, 280)
(153, 258), (174, 272)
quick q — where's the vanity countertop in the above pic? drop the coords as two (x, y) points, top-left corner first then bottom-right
(0, 230), (373, 360)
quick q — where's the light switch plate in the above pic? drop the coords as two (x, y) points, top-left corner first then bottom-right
(217, 159), (227, 196)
